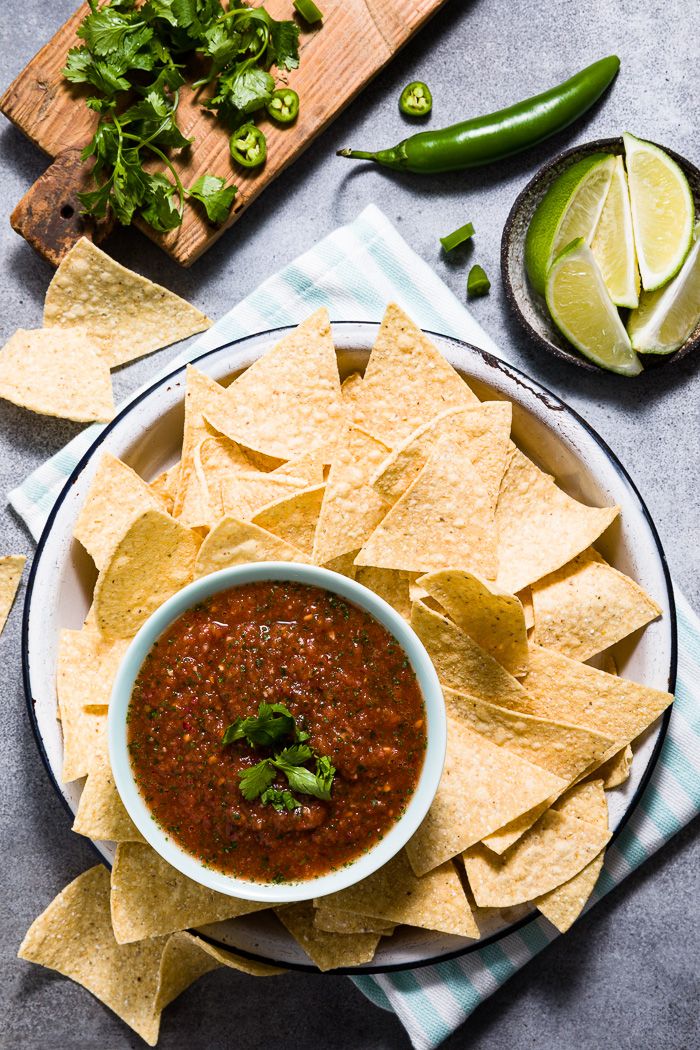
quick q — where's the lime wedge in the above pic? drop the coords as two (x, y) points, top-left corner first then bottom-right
(525, 153), (616, 296)
(627, 225), (700, 353)
(591, 155), (640, 308)
(623, 132), (694, 291)
(546, 239), (642, 376)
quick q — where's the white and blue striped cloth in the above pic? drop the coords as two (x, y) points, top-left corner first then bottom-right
(10, 205), (700, 1050)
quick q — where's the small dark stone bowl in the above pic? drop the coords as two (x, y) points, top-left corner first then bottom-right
(501, 137), (700, 374)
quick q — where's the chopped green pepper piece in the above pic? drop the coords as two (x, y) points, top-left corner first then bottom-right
(467, 264), (491, 298)
(267, 88), (300, 124)
(294, 0), (323, 23)
(440, 222), (475, 252)
(399, 81), (433, 117)
(230, 124), (267, 169)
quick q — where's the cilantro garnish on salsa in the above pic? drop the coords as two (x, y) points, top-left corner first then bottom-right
(127, 580), (427, 883)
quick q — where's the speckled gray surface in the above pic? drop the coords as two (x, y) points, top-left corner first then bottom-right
(1, 1), (699, 1048)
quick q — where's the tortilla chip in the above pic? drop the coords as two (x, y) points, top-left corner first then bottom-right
(317, 851), (479, 938)
(72, 746), (144, 843)
(312, 425), (391, 565)
(340, 371), (363, 409)
(480, 799), (556, 855)
(418, 569), (528, 676)
(464, 807), (611, 907)
(519, 587), (535, 630)
(534, 781), (607, 932)
(275, 902), (380, 971)
(410, 600), (529, 709)
(74, 453), (166, 570)
(0, 328), (114, 423)
(193, 434), (257, 521)
(19, 866), (170, 1045)
(553, 779), (608, 823)
(356, 434), (497, 576)
(94, 510), (200, 639)
(405, 716), (565, 876)
(252, 485), (325, 555)
(56, 628), (111, 781)
(43, 238), (211, 368)
(203, 310), (344, 461)
(0, 555), (25, 634)
(531, 547), (661, 660)
(314, 908), (395, 935)
(322, 551), (359, 578)
(517, 644), (674, 748)
(78, 631), (129, 713)
(495, 446), (620, 594)
(589, 743), (633, 789)
(110, 842), (269, 943)
(173, 367), (231, 527)
(272, 451), (325, 486)
(149, 463), (180, 514)
(355, 567), (412, 620)
(220, 472), (308, 522)
(371, 402), (512, 512)
(195, 517), (311, 577)
(443, 689), (613, 782)
(480, 753), (611, 856)
(171, 932), (284, 977)
(349, 303), (479, 447)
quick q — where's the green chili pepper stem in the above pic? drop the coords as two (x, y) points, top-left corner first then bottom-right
(337, 56), (620, 175)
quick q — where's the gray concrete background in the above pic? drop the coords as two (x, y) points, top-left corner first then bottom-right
(1, 0), (699, 1047)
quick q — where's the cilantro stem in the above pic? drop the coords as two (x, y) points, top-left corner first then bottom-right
(121, 132), (186, 219)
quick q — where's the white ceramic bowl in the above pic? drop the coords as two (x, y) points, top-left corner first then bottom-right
(23, 322), (675, 971)
(108, 562), (447, 904)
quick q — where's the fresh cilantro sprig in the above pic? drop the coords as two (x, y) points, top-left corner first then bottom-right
(63, 0), (301, 233)
(238, 751), (335, 807)
(225, 704), (334, 809)
(222, 701), (297, 748)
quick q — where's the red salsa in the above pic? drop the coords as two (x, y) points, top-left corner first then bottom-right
(127, 581), (427, 883)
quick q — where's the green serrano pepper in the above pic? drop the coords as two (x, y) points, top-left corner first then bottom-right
(338, 56), (619, 174)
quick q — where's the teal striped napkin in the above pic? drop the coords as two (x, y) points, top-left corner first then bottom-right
(10, 205), (700, 1050)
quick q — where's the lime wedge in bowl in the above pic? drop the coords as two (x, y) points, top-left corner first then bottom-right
(592, 155), (640, 308)
(546, 239), (643, 376)
(624, 132), (694, 291)
(525, 153), (615, 295)
(627, 226), (700, 354)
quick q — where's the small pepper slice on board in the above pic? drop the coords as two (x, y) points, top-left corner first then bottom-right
(467, 264), (491, 298)
(267, 89), (300, 124)
(230, 124), (267, 168)
(294, 0), (323, 23)
(400, 81), (433, 117)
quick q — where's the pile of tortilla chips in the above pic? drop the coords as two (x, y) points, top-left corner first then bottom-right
(20, 304), (673, 1043)
(0, 239), (210, 423)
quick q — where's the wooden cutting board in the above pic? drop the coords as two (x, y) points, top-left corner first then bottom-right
(0, 0), (446, 267)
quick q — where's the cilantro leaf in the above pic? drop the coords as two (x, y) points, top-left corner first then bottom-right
(273, 754), (335, 801)
(267, 19), (300, 72)
(141, 173), (182, 231)
(121, 89), (193, 150)
(222, 702), (295, 748)
(238, 759), (275, 801)
(64, 47), (131, 96)
(77, 8), (153, 57)
(188, 174), (236, 224)
(208, 65), (274, 126)
(274, 743), (313, 766)
(260, 787), (300, 812)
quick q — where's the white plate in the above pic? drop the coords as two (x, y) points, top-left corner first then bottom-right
(22, 323), (676, 973)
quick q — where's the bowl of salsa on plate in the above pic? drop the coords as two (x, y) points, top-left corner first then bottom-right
(109, 562), (446, 902)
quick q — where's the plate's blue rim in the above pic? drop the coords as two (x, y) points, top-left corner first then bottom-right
(20, 322), (677, 976)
